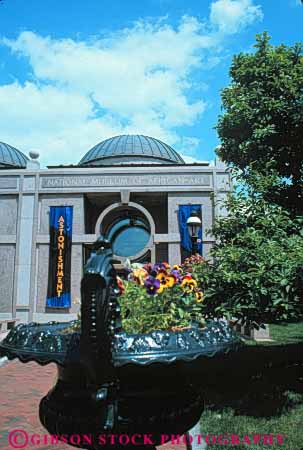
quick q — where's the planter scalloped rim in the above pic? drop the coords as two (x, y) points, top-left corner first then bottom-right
(0, 319), (242, 367)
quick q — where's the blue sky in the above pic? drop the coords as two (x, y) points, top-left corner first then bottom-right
(0, 0), (302, 167)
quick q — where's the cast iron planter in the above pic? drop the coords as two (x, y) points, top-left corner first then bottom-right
(0, 238), (243, 450)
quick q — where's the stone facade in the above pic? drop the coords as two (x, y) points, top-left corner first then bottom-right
(0, 245), (15, 313)
(0, 158), (231, 323)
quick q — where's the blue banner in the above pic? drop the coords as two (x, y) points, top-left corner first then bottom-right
(46, 206), (73, 308)
(178, 205), (202, 255)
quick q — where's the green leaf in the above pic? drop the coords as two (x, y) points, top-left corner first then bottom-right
(178, 308), (184, 319)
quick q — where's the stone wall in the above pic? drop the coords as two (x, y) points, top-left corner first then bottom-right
(0, 245), (15, 313)
(0, 196), (18, 235)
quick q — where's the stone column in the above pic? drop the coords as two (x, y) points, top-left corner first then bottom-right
(167, 194), (181, 265)
(213, 158), (231, 219)
(15, 153), (40, 323)
(14, 192), (35, 322)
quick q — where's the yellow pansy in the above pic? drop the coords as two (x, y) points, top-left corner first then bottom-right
(133, 268), (148, 286)
(156, 271), (176, 293)
(181, 278), (198, 293)
(195, 291), (204, 303)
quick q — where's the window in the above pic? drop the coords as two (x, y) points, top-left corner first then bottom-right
(103, 208), (151, 258)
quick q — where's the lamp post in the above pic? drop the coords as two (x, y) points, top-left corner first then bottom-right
(186, 210), (202, 256)
(185, 210), (205, 449)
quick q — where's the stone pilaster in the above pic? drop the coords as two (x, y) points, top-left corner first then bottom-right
(15, 193), (35, 322)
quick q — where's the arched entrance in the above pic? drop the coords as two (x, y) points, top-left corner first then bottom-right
(95, 202), (156, 264)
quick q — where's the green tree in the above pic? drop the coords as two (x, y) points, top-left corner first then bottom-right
(216, 33), (303, 214)
(191, 183), (303, 326)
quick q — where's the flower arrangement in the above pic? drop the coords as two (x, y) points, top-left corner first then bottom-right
(117, 260), (205, 334)
(68, 256), (206, 335)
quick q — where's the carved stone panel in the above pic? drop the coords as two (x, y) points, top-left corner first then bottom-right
(0, 245), (15, 312)
(41, 173), (212, 189)
(0, 177), (18, 190)
(0, 196), (18, 234)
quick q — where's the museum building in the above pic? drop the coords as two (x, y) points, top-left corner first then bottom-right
(0, 135), (230, 323)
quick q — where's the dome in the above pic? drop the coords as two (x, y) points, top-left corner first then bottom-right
(79, 135), (185, 166)
(0, 142), (29, 169)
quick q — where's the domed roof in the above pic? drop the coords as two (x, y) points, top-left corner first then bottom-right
(79, 135), (185, 166)
(0, 142), (29, 168)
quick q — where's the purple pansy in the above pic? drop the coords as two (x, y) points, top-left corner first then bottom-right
(149, 264), (161, 277)
(144, 276), (161, 296)
(171, 269), (182, 282)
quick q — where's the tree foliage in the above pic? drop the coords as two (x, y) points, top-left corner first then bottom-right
(192, 184), (303, 326)
(216, 32), (303, 214)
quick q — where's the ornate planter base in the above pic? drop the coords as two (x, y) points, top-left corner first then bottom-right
(39, 366), (204, 450)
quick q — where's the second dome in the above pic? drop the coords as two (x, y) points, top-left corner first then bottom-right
(79, 135), (185, 166)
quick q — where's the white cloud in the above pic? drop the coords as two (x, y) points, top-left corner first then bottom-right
(0, 81), (124, 166)
(0, 11), (263, 166)
(210, 0), (263, 34)
(3, 18), (209, 127)
(181, 154), (209, 164)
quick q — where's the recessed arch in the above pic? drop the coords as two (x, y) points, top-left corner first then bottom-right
(95, 201), (156, 263)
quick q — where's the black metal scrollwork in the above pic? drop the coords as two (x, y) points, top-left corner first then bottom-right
(80, 236), (121, 430)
